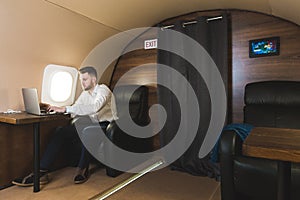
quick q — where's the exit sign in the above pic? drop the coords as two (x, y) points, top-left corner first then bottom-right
(144, 39), (158, 49)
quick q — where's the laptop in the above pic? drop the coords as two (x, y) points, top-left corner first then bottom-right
(22, 88), (56, 116)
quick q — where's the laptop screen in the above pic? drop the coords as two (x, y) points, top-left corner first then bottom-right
(22, 88), (42, 115)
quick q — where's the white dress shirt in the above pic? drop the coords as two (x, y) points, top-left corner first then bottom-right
(66, 84), (118, 122)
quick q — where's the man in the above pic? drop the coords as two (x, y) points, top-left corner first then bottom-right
(12, 66), (117, 186)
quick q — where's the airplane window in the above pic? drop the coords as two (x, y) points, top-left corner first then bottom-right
(42, 64), (78, 106)
(50, 71), (73, 102)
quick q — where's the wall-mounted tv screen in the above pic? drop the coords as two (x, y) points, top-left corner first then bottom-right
(249, 36), (280, 58)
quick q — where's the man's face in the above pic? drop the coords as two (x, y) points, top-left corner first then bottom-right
(79, 72), (96, 91)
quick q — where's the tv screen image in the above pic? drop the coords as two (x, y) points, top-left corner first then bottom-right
(249, 37), (280, 58)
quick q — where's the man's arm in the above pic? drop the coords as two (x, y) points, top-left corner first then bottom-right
(66, 86), (110, 116)
(47, 105), (66, 113)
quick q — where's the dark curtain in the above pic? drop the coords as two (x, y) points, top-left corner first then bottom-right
(157, 14), (229, 178)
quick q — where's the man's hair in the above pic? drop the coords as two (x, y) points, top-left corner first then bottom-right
(79, 66), (98, 79)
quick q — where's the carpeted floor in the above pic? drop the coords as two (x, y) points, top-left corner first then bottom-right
(0, 166), (221, 200)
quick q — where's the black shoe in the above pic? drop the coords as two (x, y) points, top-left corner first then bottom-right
(74, 167), (89, 184)
(12, 171), (49, 187)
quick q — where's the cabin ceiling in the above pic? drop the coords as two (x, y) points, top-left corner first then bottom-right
(47, 0), (300, 32)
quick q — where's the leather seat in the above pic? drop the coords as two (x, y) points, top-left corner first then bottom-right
(105, 85), (152, 177)
(219, 81), (300, 200)
(83, 85), (152, 177)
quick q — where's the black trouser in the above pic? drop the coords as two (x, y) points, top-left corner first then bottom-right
(40, 121), (109, 170)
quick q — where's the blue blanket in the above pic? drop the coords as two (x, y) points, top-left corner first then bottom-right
(210, 123), (254, 163)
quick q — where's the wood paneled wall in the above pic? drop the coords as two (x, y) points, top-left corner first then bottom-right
(231, 10), (300, 122)
(110, 9), (300, 126)
(110, 27), (158, 107)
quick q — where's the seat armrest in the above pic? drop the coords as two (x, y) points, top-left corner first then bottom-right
(219, 130), (243, 200)
(219, 130), (243, 156)
(106, 119), (153, 152)
(104, 119), (153, 177)
(81, 121), (122, 177)
(105, 120), (118, 141)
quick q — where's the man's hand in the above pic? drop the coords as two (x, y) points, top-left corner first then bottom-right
(47, 105), (66, 113)
(39, 103), (50, 111)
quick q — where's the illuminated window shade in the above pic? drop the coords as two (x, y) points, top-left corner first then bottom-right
(50, 72), (73, 102)
(42, 64), (78, 107)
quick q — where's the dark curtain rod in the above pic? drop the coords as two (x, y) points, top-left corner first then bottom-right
(161, 15), (223, 29)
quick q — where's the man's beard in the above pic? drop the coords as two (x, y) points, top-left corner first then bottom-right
(83, 84), (93, 91)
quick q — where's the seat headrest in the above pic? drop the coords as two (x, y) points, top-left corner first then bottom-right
(244, 81), (300, 106)
(112, 85), (149, 125)
(112, 85), (148, 105)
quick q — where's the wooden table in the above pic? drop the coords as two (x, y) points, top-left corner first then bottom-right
(0, 112), (70, 192)
(243, 127), (300, 200)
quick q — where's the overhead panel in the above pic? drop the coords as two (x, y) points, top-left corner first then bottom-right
(46, 0), (218, 30)
(46, 0), (299, 30)
(218, 0), (272, 14)
(269, 0), (300, 25)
